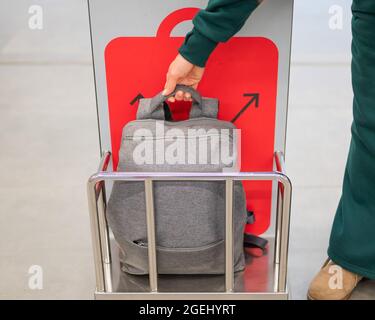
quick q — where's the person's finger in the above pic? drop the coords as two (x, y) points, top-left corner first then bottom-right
(175, 90), (184, 101)
(163, 74), (177, 96)
(184, 92), (192, 101)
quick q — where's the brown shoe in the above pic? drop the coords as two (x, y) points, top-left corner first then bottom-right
(307, 259), (363, 300)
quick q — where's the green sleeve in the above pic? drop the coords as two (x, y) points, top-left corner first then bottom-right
(179, 0), (260, 67)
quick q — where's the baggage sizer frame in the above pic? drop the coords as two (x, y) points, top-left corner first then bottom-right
(87, 0), (294, 300)
(87, 151), (292, 300)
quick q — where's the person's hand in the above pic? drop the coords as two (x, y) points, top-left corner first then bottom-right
(163, 54), (205, 102)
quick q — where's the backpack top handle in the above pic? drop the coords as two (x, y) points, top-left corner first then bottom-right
(137, 84), (218, 121)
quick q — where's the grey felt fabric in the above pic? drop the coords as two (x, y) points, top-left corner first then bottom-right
(107, 87), (247, 275)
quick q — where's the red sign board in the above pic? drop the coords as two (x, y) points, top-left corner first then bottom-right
(105, 8), (279, 235)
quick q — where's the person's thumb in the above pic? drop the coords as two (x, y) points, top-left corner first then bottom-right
(163, 75), (177, 96)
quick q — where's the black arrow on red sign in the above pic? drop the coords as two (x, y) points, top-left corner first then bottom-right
(231, 93), (260, 123)
(130, 93), (144, 106)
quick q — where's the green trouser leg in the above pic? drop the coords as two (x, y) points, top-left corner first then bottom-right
(328, 1), (375, 279)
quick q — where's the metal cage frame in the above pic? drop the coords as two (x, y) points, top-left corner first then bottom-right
(87, 151), (292, 300)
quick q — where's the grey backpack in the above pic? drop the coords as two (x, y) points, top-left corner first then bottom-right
(107, 85), (247, 275)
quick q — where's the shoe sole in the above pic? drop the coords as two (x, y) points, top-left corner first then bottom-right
(307, 291), (352, 301)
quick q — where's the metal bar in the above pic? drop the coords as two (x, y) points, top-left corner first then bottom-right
(97, 186), (112, 292)
(98, 152), (113, 292)
(89, 171), (289, 183)
(278, 177), (292, 292)
(103, 263), (113, 293)
(275, 151), (286, 174)
(98, 186), (111, 265)
(145, 179), (158, 292)
(273, 186), (283, 293)
(94, 152), (111, 198)
(273, 263), (280, 293)
(86, 151), (112, 293)
(274, 188), (283, 265)
(87, 181), (105, 292)
(274, 151), (286, 266)
(274, 151), (292, 292)
(225, 179), (234, 292)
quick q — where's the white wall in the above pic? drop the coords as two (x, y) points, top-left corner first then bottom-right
(292, 0), (352, 63)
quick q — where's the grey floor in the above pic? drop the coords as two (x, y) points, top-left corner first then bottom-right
(0, 0), (373, 299)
